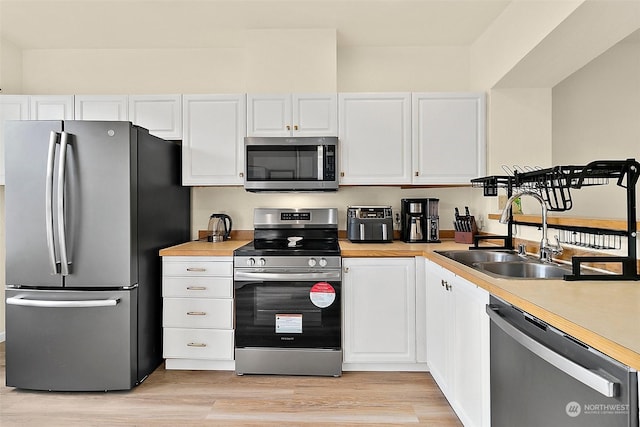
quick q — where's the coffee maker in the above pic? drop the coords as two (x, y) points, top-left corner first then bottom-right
(401, 198), (440, 243)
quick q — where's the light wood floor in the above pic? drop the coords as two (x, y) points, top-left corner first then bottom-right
(0, 342), (461, 426)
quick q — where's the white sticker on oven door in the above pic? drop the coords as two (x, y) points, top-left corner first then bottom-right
(310, 282), (336, 308)
(276, 314), (303, 334)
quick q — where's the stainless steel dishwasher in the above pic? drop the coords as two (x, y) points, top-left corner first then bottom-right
(487, 296), (638, 427)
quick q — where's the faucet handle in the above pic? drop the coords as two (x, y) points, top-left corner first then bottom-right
(551, 235), (563, 254)
(517, 244), (527, 256)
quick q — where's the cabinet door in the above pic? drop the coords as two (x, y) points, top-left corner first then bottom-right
(292, 93), (337, 136)
(0, 95), (30, 185)
(182, 94), (246, 185)
(338, 93), (411, 185)
(412, 93), (485, 184)
(29, 95), (74, 120)
(451, 276), (490, 427)
(246, 94), (291, 137)
(129, 94), (182, 139)
(343, 257), (416, 363)
(425, 260), (455, 394)
(75, 95), (128, 121)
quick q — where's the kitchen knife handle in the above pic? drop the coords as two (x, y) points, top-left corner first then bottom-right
(45, 131), (61, 275)
(57, 131), (70, 276)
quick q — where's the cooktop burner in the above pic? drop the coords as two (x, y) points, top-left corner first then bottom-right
(233, 207), (341, 258)
(234, 239), (340, 257)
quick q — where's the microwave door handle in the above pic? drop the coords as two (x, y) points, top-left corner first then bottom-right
(317, 145), (323, 180)
(57, 131), (70, 276)
(45, 131), (61, 275)
(359, 223), (365, 240)
(382, 223), (388, 241)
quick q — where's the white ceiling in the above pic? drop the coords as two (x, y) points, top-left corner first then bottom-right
(0, 0), (511, 49)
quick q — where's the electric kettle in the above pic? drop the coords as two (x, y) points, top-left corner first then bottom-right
(207, 213), (232, 242)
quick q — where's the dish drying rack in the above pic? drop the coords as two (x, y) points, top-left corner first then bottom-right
(470, 158), (640, 281)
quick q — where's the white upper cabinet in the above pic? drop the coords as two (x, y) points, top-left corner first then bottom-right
(75, 95), (128, 121)
(0, 95), (30, 185)
(247, 93), (337, 137)
(182, 94), (247, 186)
(129, 94), (182, 140)
(338, 93), (412, 185)
(29, 95), (74, 120)
(412, 93), (486, 184)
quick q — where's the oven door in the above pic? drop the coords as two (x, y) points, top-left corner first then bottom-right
(234, 272), (341, 349)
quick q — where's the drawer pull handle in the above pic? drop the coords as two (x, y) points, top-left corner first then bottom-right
(186, 286), (207, 291)
(186, 267), (206, 272)
(187, 342), (207, 348)
(187, 311), (207, 316)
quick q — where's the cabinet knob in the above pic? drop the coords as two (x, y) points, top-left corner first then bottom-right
(286, 125), (291, 131)
(415, 171), (419, 177)
(239, 172), (244, 177)
(340, 172), (345, 177)
(294, 125), (299, 131)
(344, 267), (350, 273)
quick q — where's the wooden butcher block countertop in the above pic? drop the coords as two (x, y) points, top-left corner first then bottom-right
(160, 239), (640, 370)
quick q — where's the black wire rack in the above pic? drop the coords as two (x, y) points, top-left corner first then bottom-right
(471, 159), (640, 280)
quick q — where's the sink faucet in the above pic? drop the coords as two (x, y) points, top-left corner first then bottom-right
(499, 190), (563, 262)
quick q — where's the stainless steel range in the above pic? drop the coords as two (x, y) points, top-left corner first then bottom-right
(233, 208), (342, 376)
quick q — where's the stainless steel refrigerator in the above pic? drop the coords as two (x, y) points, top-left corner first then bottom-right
(4, 120), (190, 391)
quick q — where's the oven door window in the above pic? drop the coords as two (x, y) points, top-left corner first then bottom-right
(246, 146), (319, 181)
(235, 281), (341, 349)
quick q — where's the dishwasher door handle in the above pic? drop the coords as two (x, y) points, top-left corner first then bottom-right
(486, 304), (619, 397)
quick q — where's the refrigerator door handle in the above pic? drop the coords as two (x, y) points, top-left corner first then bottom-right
(7, 296), (120, 308)
(57, 131), (71, 276)
(46, 131), (61, 275)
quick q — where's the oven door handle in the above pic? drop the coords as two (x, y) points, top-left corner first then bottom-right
(234, 270), (341, 281)
(486, 305), (619, 397)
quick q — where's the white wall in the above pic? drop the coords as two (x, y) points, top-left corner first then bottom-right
(0, 37), (23, 93)
(552, 35), (640, 219)
(192, 186), (478, 240)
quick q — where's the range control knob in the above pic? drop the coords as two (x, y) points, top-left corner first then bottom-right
(246, 258), (255, 267)
(308, 258), (317, 267)
(258, 258), (266, 267)
(319, 258), (328, 267)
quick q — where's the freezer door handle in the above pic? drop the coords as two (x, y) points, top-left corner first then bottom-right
(45, 131), (61, 275)
(57, 131), (71, 276)
(7, 296), (120, 308)
(486, 304), (619, 397)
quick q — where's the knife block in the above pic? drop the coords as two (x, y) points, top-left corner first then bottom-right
(454, 216), (477, 244)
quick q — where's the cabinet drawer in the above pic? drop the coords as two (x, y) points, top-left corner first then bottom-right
(163, 298), (233, 329)
(163, 260), (232, 277)
(163, 328), (234, 360)
(163, 276), (233, 298)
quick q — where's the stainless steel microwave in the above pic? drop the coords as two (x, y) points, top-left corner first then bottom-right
(244, 136), (339, 192)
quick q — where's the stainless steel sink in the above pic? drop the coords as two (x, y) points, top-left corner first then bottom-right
(436, 250), (525, 266)
(475, 261), (571, 279)
(436, 250), (578, 279)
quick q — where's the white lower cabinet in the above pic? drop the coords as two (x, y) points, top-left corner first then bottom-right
(426, 259), (490, 427)
(342, 257), (427, 371)
(162, 256), (235, 370)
